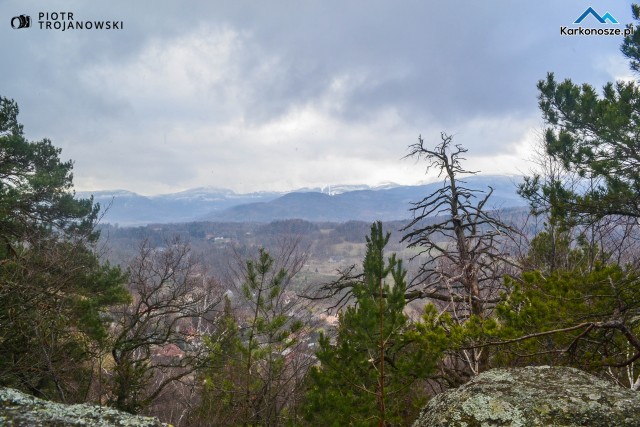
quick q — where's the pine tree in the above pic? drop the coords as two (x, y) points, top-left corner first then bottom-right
(494, 263), (640, 388)
(0, 95), (129, 401)
(520, 4), (640, 221)
(197, 245), (313, 426)
(196, 297), (247, 426)
(306, 222), (439, 426)
(490, 4), (640, 387)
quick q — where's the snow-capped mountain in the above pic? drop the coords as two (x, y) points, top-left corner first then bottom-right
(78, 176), (526, 226)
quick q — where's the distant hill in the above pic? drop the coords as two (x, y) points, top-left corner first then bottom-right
(204, 175), (526, 223)
(77, 187), (283, 226)
(80, 175), (526, 225)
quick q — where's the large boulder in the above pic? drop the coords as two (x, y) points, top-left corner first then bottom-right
(413, 366), (640, 427)
(0, 387), (168, 426)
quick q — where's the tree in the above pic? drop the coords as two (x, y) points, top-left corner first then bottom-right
(401, 133), (518, 375)
(490, 263), (640, 389)
(194, 297), (246, 426)
(197, 240), (315, 427)
(0, 95), (129, 402)
(521, 5), (640, 221)
(0, 97), (98, 253)
(105, 238), (223, 416)
(516, 116), (640, 272)
(306, 222), (444, 426)
(0, 238), (129, 402)
(474, 7), (640, 386)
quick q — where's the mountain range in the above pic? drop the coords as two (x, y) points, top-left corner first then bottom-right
(78, 175), (527, 226)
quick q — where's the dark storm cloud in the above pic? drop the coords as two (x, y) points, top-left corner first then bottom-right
(0, 0), (635, 193)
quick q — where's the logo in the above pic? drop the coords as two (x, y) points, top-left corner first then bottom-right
(574, 7), (618, 24)
(11, 14), (31, 29)
(9, 11), (124, 31)
(560, 6), (632, 37)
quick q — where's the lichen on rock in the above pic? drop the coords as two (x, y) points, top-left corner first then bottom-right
(413, 366), (640, 427)
(0, 387), (169, 427)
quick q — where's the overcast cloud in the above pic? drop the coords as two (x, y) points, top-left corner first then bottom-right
(0, 1), (635, 194)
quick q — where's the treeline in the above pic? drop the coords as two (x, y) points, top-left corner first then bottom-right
(4, 5), (640, 427)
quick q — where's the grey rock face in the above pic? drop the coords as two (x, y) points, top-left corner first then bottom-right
(0, 387), (167, 427)
(413, 366), (640, 427)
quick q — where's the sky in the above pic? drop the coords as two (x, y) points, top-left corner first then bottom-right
(0, 1), (636, 195)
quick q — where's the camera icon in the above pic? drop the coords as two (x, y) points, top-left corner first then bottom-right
(11, 15), (31, 29)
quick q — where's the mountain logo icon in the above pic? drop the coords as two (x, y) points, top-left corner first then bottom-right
(574, 7), (619, 24)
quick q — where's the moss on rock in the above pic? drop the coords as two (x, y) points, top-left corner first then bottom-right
(0, 387), (169, 427)
(413, 366), (640, 427)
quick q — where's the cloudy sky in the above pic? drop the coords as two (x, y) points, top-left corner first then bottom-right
(0, 1), (636, 195)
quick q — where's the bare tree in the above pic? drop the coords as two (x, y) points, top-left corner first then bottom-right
(104, 237), (224, 416)
(401, 133), (519, 374)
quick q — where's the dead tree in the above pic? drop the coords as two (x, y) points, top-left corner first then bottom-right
(401, 133), (519, 374)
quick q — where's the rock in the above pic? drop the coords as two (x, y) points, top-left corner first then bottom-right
(0, 387), (169, 427)
(413, 366), (640, 427)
